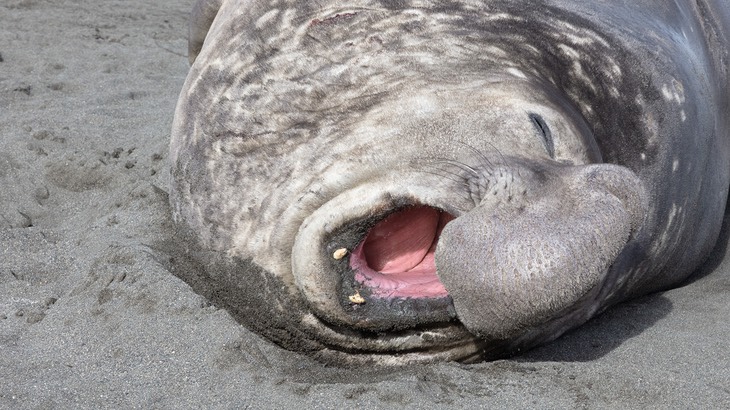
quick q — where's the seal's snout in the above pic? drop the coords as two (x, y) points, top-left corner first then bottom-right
(350, 206), (454, 299)
(435, 163), (648, 341)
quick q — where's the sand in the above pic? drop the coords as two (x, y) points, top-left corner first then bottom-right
(1, 0), (728, 408)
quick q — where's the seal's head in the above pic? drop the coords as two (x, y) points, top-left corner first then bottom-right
(170, 0), (728, 364)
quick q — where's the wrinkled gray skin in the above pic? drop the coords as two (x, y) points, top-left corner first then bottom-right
(169, 0), (730, 365)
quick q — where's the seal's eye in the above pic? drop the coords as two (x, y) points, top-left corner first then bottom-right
(528, 113), (554, 159)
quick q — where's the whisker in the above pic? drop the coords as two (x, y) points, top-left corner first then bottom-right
(419, 168), (471, 190)
(415, 169), (474, 202)
(428, 158), (481, 179)
(454, 141), (496, 176)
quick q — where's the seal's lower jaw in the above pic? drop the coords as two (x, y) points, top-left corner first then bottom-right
(350, 206), (453, 299)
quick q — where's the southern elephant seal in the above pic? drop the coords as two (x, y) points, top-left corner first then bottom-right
(169, 0), (730, 364)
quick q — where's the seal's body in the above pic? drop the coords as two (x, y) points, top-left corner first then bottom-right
(170, 0), (730, 364)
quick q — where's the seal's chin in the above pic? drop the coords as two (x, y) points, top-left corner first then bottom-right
(350, 206), (453, 299)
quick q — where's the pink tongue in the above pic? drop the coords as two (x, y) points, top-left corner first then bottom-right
(363, 207), (440, 273)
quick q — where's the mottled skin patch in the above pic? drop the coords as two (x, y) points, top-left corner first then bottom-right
(170, 0), (730, 364)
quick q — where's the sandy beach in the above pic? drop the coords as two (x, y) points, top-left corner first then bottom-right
(1, 0), (728, 408)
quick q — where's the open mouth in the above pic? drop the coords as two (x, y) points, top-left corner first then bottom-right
(350, 205), (454, 299)
(291, 187), (463, 332)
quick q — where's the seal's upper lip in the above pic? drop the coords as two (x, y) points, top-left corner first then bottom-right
(349, 205), (454, 299)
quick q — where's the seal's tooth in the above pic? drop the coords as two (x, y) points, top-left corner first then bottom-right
(333, 248), (348, 260)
